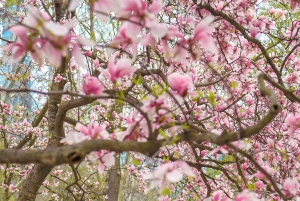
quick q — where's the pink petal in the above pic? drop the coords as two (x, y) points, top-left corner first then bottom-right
(68, 0), (80, 11)
(71, 44), (85, 67)
(10, 25), (29, 43)
(45, 22), (69, 36)
(77, 35), (96, 47)
(150, 23), (168, 39)
(166, 170), (183, 182)
(194, 16), (214, 38)
(176, 161), (196, 177)
(148, 0), (164, 15)
(102, 152), (115, 166)
(115, 58), (137, 77)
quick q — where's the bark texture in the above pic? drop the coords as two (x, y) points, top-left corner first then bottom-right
(17, 54), (68, 200)
(106, 154), (121, 201)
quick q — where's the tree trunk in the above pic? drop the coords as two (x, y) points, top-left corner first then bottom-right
(106, 154), (121, 201)
(17, 56), (68, 200)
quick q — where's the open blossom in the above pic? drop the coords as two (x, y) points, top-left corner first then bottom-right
(283, 178), (299, 197)
(285, 113), (300, 135)
(234, 190), (260, 201)
(290, 0), (300, 11)
(100, 55), (137, 83)
(9, 184), (17, 193)
(54, 74), (64, 83)
(60, 131), (89, 145)
(75, 121), (109, 139)
(192, 16), (217, 54)
(82, 76), (104, 95)
(5, 6), (94, 68)
(88, 151), (115, 173)
(3, 25), (39, 63)
(167, 72), (194, 96)
(143, 161), (196, 191)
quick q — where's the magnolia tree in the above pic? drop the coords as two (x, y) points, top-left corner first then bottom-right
(0, 0), (299, 200)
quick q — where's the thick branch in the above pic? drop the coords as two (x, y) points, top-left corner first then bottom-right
(0, 140), (162, 165)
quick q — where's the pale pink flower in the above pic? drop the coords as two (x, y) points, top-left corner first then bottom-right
(54, 169), (63, 176)
(2, 183), (8, 189)
(100, 55), (137, 83)
(285, 113), (300, 135)
(167, 72), (194, 96)
(22, 118), (29, 126)
(9, 184), (17, 193)
(75, 121), (109, 139)
(290, 0), (300, 11)
(192, 16), (217, 54)
(283, 178), (299, 197)
(82, 76), (104, 95)
(84, 51), (92, 56)
(94, 0), (121, 22)
(60, 131), (89, 145)
(3, 25), (42, 64)
(143, 161), (195, 190)
(250, 27), (259, 38)
(146, 18), (168, 39)
(158, 196), (171, 201)
(234, 190), (260, 201)
(255, 181), (264, 191)
(88, 151), (115, 173)
(6, 7), (94, 68)
(68, 0), (80, 11)
(54, 74), (64, 83)
(93, 59), (100, 67)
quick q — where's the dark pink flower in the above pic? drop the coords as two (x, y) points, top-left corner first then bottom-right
(167, 72), (194, 96)
(82, 76), (104, 95)
(285, 113), (300, 135)
(283, 178), (299, 197)
(101, 55), (136, 83)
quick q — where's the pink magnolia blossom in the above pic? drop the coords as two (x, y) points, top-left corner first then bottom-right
(5, 6), (94, 68)
(192, 16), (217, 54)
(100, 55), (137, 83)
(54, 169), (63, 176)
(54, 74), (64, 83)
(285, 113), (300, 135)
(9, 184), (17, 193)
(60, 131), (89, 145)
(250, 27), (259, 38)
(143, 161), (196, 191)
(88, 151), (115, 173)
(234, 190), (260, 201)
(82, 76), (104, 95)
(290, 0), (300, 11)
(167, 72), (194, 96)
(3, 25), (42, 63)
(75, 121), (109, 139)
(68, 0), (80, 11)
(207, 190), (229, 201)
(283, 178), (299, 197)
(158, 196), (171, 201)
(94, 0), (121, 22)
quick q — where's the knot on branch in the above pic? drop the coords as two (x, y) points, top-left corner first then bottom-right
(67, 151), (84, 164)
(258, 74), (281, 113)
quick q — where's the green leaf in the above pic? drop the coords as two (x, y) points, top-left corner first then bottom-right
(159, 129), (167, 140)
(182, 122), (189, 129)
(133, 159), (140, 166)
(207, 91), (216, 108)
(161, 187), (170, 196)
(230, 81), (237, 89)
(246, 183), (256, 190)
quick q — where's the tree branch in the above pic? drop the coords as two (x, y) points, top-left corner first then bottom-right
(0, 140), (162, 165)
